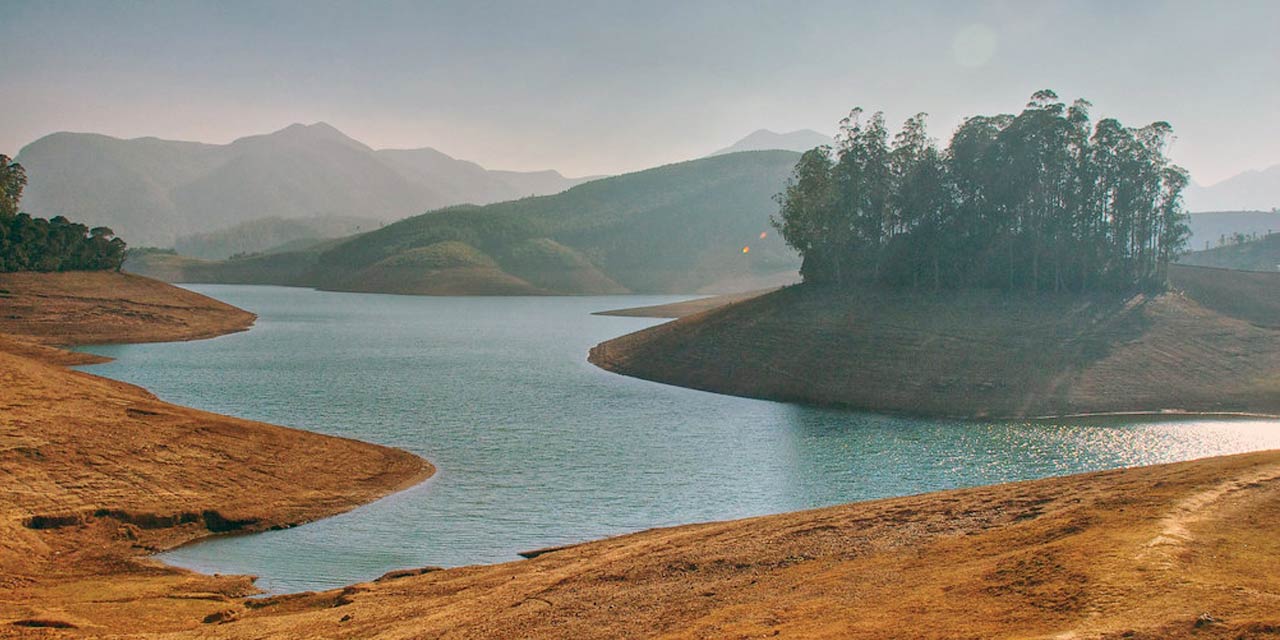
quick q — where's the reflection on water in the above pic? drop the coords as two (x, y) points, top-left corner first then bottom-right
(76, 285), (1280, 593)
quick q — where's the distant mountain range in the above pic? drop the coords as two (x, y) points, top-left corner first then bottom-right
(1184, 164), (1280, 212)
(127, 150), (803, 295)
(709, 129), (832, 156)
(14, 123), (597, 247)
(173, 215), (380, 260)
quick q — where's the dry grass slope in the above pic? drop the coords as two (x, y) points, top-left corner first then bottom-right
(82, 450), (1280, 639)
(0, 271), (256, 346)
(0, 273), (430, 635)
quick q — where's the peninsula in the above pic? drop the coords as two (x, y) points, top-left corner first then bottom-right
(590, 264), (1280, 418)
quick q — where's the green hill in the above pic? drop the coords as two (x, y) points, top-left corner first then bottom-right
(173, 215), (380, 259)
(130, 150), (803, 295)
(1184, 210), (1280, 251)
(1179, 231), (1280, 272)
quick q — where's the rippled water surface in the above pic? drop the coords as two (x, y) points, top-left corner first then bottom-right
(76, 285), (1280, 593)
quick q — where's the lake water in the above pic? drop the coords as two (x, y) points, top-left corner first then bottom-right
(76, 284), (1280, 594)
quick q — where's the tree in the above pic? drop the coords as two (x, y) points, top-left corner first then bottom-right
(0, 155), (26, 219)
(772, 147), (837, 283)
(0, 157), (130, 273)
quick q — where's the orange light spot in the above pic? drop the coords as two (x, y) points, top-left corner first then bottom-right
(759, 231), (768, 239)
(742, 246), (750, 254)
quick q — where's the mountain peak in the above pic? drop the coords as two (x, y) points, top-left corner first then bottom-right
(1185, 163), (1280, 212)
(709, 129), (831, 157)
(235, 121), (370, 151)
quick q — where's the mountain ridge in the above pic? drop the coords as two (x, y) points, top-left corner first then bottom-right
(1185, 163), (1280, 212)
(126, 150), (804, 295)
(14, 122), (598, 246)
(709, 128), (832, 156)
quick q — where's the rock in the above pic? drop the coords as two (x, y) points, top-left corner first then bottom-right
(1194, 612), (1218, 628)
(374, 566), (444, 582)
(334, 585), (369, 607)
(202, 609), (239, 624)
(10, 619), (78, 629)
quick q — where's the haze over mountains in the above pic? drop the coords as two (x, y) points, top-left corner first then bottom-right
(127, 150), (803, 295)
(174, 215), (378, 260)
(14, 123), (596, 247)
(708, 129), (832, 156)
(1184, 164), (1280, 212)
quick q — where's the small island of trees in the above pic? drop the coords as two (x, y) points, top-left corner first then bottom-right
(0, 154), (128, 272)
(773, 90), (1190, 292)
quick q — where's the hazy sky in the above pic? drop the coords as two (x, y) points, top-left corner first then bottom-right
(1, 0), (1276, 183)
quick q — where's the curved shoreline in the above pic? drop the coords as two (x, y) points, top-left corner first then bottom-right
(590, 266), (1280, 420)
(0, 272), (435, 632)
(6, 274), (1280, 638)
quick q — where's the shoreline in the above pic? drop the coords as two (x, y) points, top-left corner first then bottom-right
(6, 274), (1280, 637)
(593, 353), (1280, 423)
(0, 272), (435, 632)
(117, 448), (1280, 638)
(590, 265), (1280, 419)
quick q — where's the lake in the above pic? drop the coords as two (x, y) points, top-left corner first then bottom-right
(76, 284), (1280, 594)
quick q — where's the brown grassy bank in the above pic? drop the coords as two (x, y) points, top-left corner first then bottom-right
(590, 264), (1280, 418)
(0, 272), (431, 634)
(51, 449), (1280, 639)
(0, 271), (257, 347)
(5, 270), (1280, 638)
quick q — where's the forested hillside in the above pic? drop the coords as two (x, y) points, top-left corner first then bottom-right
(1179, 232), (1280, 272)
(174, 215), (379, 259)
(1184, 210), (1280, 251)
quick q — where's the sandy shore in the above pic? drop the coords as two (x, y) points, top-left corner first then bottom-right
(3, 272), (1280, 638)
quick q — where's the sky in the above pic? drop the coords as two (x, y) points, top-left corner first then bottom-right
(0, 0), (1276, 184)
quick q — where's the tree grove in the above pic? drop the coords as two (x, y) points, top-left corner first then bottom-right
(773, 91), (1190, 292)
(0, 155), (128, 273)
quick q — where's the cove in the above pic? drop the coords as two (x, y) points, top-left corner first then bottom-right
(76, 284), (1280, 594)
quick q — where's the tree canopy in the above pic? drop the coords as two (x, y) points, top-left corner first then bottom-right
(0, 155), (128, 273)
(773, 91), (1191, 292)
